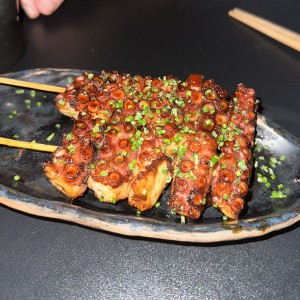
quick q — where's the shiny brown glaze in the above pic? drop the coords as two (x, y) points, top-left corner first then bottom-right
(46, 72), (257, 220)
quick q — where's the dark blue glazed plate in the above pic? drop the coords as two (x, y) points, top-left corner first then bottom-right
(0, 69), (299, 242)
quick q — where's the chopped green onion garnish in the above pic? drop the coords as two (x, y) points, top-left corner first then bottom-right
(270, 190), (287, 199)
(238, 160), (247, 171)
(66, 133), (73, 140)
(58, 100), (66, 106)
(67, 144), (75, 154)
(178, 146), (187, 156)
(46, 133), (55, 142)
(14, 175), (20, 181)
(223, 194), (229, 200)
(180, 215), (186, 224)
(100, 170), (108, 176)
(210, 155), (219, 167)
(30, 90), (36, 97)
(129, 159), (137, 171)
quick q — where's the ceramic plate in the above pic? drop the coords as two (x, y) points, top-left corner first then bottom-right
(0, 68), (299, 243)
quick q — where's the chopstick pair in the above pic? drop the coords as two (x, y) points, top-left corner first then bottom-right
(228, 7), (300, 52)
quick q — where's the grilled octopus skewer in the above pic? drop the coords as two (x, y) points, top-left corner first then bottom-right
(44, 71), (257, 220)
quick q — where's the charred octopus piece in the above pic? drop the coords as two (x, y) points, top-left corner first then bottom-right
(44, 71), (257, 220)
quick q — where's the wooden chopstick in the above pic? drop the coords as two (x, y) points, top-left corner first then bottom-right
(228, 7), (300, 52)
(0, 77), (65, 93)
(0, 137), (57, 153)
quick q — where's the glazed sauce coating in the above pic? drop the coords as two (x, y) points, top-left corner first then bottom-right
(45, 71), (257, 220)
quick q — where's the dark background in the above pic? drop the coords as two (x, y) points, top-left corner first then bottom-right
(1, 0), (299, 299)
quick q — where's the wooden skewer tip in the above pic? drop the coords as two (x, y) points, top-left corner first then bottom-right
(0, 137), (57, 153)
(0, 77), (65, 93)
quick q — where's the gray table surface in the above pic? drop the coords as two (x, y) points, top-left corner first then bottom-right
(1, 0), (299, 299)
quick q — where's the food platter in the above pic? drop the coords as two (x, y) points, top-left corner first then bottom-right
(0, 68), (299, 242)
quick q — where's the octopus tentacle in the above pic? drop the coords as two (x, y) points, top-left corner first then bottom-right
(211, 83), (257, 219)
(87, 123), (138, 203)
(128, 155), (172, 211)
(43, 114), (100, 199)
(169, 133), (217, 219)
(43, 136), (94, 199)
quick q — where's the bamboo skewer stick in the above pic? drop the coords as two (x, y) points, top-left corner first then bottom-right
(228, 7), (300, 52)
(0, 137), (57, 153)
(0, 77), (65, 93)
(0, 77), (64, 152)
(0, 77), (65, 153)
